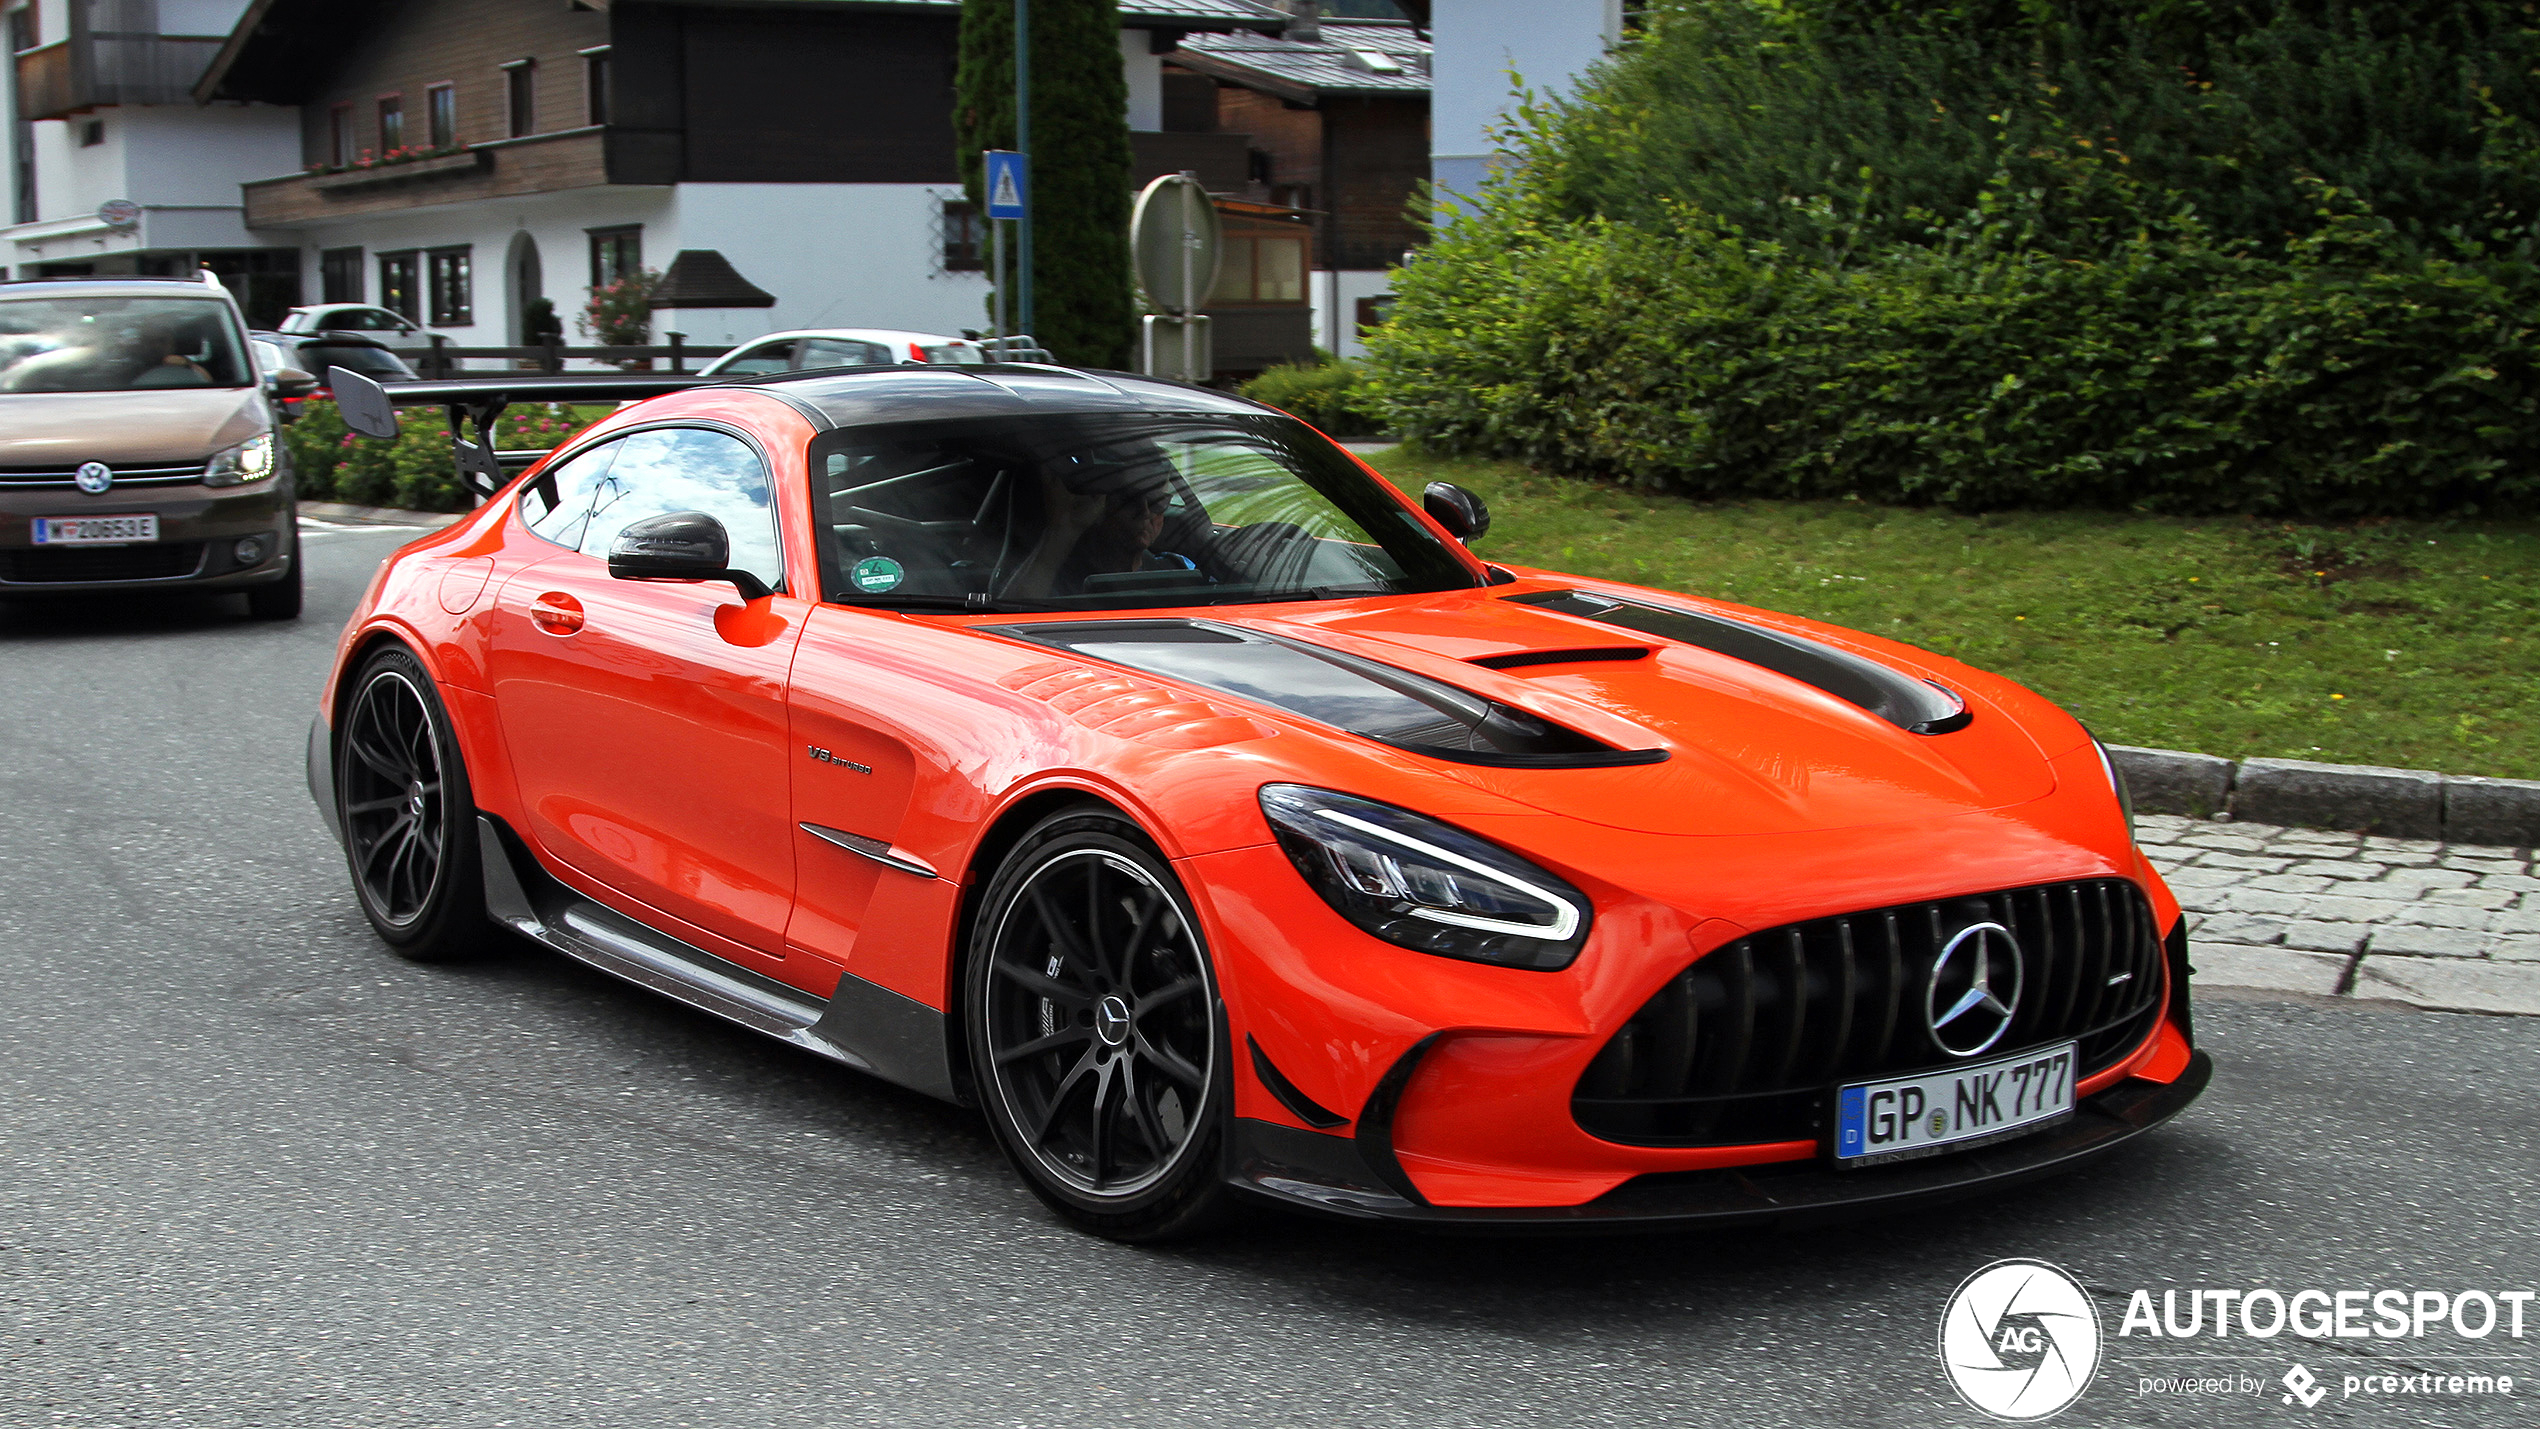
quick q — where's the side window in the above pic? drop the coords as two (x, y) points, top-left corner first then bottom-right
(519, 440), (622, 551)
(795, 337), (888, 369)
(718, 339), (794, 375)
(575, 427), (785, 593)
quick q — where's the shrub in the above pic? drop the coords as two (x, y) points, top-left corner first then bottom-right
(1240, 356), (1387, 438)
(1365, 0), (2540, 518)
(285, 400), (598, 513)
(580, 271), (659, 347)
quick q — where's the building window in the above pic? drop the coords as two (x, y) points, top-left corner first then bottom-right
(940, 199), (984, 272)
(503, 60), (536, 139)
(427, 247), (473, 326)
(330, 104), (355, 166)
(588, 226), (641, 289)
(379, 250), (420, 322)
(1208, 234), (1308, 304)
(78, 119), (103, 147)
(321, 248), (365, 304)
(582, 48), (610, 126)
(426, 84), (456, 149)
(377, 95), (404, 154)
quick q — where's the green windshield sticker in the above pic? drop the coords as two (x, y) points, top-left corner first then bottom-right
(850, 555), (905, 593)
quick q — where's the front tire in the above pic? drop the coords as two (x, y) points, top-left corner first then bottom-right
(966, 806), (1232, 1241)
(336, 645), (488, 962)
(245, 558), (302, 620)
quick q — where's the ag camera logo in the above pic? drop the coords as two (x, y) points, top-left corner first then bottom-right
(1940, 1259), (2103, 1420)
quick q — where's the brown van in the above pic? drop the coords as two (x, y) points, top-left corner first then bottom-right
(0, 276), (314, 618)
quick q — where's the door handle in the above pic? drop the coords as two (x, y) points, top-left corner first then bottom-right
(529, 591), (585, 635)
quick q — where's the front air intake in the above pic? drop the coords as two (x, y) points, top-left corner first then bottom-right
(1573, 879), (2167, 1148)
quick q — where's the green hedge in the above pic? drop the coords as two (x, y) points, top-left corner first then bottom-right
(1366, 0), (2540, 518)
(1239, 356), (1388, 439)
(285, 400), (594, 513)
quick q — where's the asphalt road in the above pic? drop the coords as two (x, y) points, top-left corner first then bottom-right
(1, 522), (2534, 1428)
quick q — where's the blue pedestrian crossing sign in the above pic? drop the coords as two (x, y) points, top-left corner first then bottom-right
(984, 150), (1029, 220)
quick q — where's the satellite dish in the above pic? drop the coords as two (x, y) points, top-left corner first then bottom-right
(1130, 173), (1222, 315)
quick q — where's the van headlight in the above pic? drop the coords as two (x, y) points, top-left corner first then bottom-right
(203, 433), (276, 487)
(1259, 784), (1591, 970)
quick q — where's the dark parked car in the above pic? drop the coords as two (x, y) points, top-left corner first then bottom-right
(252, 330), (417, 416)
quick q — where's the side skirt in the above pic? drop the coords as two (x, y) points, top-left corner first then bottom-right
(475, 814), (963, 1104)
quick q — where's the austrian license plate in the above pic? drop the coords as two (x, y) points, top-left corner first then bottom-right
(1832, 1041), (2076, 1166)
(33, 514), (158, 546)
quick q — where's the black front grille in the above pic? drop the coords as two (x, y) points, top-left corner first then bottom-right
(1574, 878), (2167, 1147)
(0, 542), (205, 584)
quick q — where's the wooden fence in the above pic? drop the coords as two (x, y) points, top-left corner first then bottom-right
(388, 336), (736, 377)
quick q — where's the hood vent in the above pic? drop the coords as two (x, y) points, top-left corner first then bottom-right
(1505, 590), (1971, 735)
(1468, 645), (1653, 672)
(984, 620), (1667, 768)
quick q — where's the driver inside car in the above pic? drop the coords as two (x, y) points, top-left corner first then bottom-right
(1002, 463), (1200, 598)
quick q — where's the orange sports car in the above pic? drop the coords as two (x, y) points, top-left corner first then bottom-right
(309, 364), (2208, 1241)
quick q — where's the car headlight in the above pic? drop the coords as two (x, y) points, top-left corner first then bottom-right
(202, 433), (276, 488)
(2091, 734), (2136, 839)
(1258, 784), (1591, 970)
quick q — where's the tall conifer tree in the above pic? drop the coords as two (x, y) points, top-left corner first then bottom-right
(955, 0), (1136, 369)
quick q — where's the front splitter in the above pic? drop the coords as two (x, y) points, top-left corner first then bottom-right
(1227, 1051), (2212, 1233)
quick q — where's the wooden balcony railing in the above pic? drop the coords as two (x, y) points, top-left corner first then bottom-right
(12, 32), (224, 120)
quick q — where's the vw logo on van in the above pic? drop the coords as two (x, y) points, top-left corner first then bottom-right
(74, 462), (115, 494)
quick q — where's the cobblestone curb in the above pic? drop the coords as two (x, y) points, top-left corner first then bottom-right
(2140, 813), (2540, 1016)
(2112, 744), (2540, 847)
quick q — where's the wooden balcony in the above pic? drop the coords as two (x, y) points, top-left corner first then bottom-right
(241, 128), (626, 229)
(13, 33), (225, 120)
(13, 42), (76, 121)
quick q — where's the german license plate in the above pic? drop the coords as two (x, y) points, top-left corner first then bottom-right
(1832, 1041), (2076, 1166)
(33, 514), (158, 545)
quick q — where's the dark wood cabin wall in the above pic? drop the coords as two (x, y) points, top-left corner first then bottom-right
(295, 0), (608, 167)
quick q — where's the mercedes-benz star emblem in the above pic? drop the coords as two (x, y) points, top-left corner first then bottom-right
(1094, 995), (1131, 1048)
(1927, 920), (2023, 1057)
(74, 462), (114, 495)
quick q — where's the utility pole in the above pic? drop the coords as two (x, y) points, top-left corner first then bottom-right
(1014, 0), (1034, 338)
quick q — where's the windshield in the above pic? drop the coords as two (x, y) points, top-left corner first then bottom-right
(809, 413), (1480, 610)
(0, 295), (252, 393)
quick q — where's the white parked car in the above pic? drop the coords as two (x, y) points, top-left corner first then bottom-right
(276, 303), (431, 339)
(698, 327), (985, 377)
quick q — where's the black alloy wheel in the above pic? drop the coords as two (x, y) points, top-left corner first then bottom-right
(337, 646), (487, 962)
(968, 806), (1231, 1240)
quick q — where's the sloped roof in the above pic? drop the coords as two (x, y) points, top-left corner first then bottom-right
(1172, 20), (1427, 104)
(651, 250), (777, 309)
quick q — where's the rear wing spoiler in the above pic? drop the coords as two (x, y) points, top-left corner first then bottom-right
(329, 367), (718, 502)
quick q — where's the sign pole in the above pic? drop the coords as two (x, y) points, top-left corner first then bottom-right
(1014, 0), (1033, 341)
(991, 218), (1007, 349)
(1180, 178), (1197, 380)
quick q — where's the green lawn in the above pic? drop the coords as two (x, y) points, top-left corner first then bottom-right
(1363, 448), (2540, 781)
